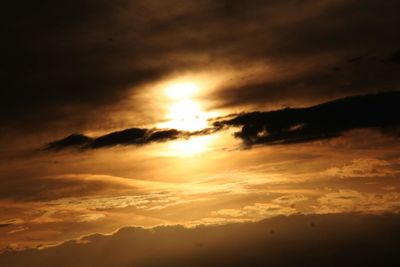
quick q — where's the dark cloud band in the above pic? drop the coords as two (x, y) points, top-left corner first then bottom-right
(47, 91), (400, 151)
(219, 91), (400, 146)
(45, 127), (219, 151)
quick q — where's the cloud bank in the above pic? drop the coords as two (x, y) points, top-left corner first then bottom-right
(1, 213), (399, 267)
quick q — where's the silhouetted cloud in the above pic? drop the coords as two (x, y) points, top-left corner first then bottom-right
(1, 213), (400, 266)
(46, 134), (94, 151)
(46, 92), (400, 151)
(45, 127), (220, 151)
(89, 128), (149, 149)
(220, 91), (400, 146)
(46, 128), (173, 151)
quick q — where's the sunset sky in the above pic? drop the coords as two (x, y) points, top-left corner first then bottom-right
(1, 1), (400, 266)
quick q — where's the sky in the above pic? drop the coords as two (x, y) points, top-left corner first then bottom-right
(1, 0), (400, 266)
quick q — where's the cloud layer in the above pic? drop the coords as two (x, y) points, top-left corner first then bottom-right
(3, 0), (400, 136)
(1, 213), (400, 267)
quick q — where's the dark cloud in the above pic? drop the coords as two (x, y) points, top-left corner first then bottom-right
(1, 213), (400, 266)
(2, 0), (204, 133)
(209, 0), (400, 108)
(46, 91), (400, 151)
(214, 53), (400, 109)
(147, 129), (181, 143)
(89, 128), (149, 149)
(46, 128), (175, 151)
(45, 127), (219, 151)
(46, 134), (94, 151)
(1, 0), (156, 132)
(3, 0), (400, 135)
(219, 91), (400, 146)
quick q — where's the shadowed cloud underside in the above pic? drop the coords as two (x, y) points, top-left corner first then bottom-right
(1, 214), (400, 267)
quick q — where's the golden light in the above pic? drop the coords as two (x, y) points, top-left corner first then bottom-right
(154, 79), (221, 156)
(162, 100), (208, 131)
(165, 82), (199, 100)
(159, 81), (211, 132)
(165, 135), (216, 157)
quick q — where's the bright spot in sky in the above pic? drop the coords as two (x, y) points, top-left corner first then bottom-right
(159, 81), (210, 132)
(165, 100), (208, 131)
(156, 80), (220, 156)
(166, 135), (216, 157)
(165, 82), (199, 100)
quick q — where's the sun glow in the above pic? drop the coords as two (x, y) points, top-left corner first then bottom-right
(165, 82), (199, 100)
(155, 80), (220, 156)
(164, 100), (208, 131)
(166, 135), (217, 157)
(159, 81), (211, 132)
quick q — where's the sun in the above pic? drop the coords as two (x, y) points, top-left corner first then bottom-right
(156, 80), (220, 156)
(163, 99), (208, 131)
(159, 82), (210, 132)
